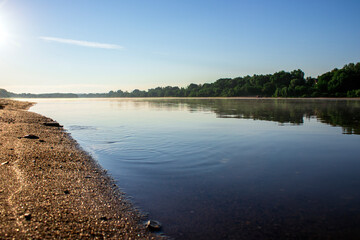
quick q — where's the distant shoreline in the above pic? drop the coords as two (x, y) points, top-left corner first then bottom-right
(11, 96), (360, 100)
(2, 62), (360, 99)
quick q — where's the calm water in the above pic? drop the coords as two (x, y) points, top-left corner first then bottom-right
(30, 98), (360, 239)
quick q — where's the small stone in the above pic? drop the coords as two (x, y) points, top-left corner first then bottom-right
(64, 190), (70, 194)
(23, 135), (39, 139)
(99, 216), (108, 221)
(24, 213), (32, 221)
(146, 220), (161, 231)
(1, 161), (9, 166)
(85, 175), (92, 179)
(39, 140), (45, 143)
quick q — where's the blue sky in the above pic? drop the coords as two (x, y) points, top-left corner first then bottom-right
(0, 0), (359, 93)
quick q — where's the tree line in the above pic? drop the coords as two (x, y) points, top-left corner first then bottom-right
(85, 62), (360, 98)
(1, 62), (360, 98)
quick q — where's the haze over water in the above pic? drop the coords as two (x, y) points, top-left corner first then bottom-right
(30, 98), (360, 239)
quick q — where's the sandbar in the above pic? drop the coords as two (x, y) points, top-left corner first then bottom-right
(0, 99), (164, 239)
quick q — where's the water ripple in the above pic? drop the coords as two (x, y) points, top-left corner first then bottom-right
(68, 125), (97, 131)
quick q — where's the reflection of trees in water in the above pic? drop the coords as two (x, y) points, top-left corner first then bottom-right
(144, 99), (360, 135)
(314, 103), (360, 134)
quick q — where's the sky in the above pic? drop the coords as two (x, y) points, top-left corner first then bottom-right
(0, 0), (360, 93)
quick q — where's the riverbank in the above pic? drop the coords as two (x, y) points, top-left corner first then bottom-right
(0, 99), (164, 239)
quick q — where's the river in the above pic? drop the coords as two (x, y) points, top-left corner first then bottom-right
(30, 98), (360, 239)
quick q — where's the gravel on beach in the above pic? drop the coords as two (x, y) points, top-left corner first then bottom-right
(0, 99), (164, 239)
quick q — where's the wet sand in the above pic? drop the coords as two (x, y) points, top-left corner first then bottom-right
(0, 99), (164, 239)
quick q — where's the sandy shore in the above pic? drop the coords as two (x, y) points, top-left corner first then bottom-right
(0, 99), (164, 239)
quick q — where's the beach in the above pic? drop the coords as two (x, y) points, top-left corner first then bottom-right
(0, 99), (163, 239)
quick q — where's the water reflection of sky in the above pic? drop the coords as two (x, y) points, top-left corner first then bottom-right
(30, 98), (360, 240)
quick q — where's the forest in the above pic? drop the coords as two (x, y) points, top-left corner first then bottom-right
(1, 62), (360, 98)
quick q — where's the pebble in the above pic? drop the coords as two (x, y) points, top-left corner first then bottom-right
(146, 220), (162, 231)
(1, 161), (9, 166)
(24, 213), (32, 221)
